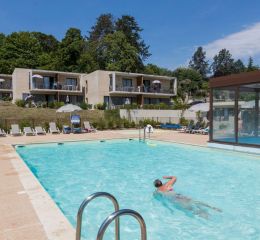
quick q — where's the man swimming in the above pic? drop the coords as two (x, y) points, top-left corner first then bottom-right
(154, 176), (177, 192)
(154, 176), (222, 218)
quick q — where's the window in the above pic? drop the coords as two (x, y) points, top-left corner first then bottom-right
(212, 88), (236, 143)
(65, 78), (77, 86)
(122, 79), (132, 87)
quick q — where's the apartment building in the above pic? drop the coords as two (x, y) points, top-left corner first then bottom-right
(0, 68), (177, 107)
(0, 74), (12, 100)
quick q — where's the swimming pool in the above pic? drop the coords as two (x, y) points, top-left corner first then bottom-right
(16, 139), (260, 240)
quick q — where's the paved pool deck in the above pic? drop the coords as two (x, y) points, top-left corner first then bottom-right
(0, 130), (208, 240)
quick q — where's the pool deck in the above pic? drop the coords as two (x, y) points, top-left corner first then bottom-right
(0, 130), (208, 240)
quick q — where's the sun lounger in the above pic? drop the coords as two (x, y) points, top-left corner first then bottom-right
(49, 122), (60, 134)
(71, 115), (82, 133)
(0, 129), (6, 137)
(23, 127), (35, 136)
(10, 124), (22, 136)
(35, 126), (46, 135)
(63, 125), (71, 134)
(160, 123), (182, 130)
(83, 121), (96, 132)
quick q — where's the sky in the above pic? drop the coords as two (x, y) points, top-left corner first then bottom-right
(1, 0), (260, 70)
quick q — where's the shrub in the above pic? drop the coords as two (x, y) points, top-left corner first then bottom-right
(96, 119), (106, 130)
(94, 102), (106, 110)
(19, 119), (31, 130)
(54, 101), (64, 109)
(15, 99), (26, 107)
(179, 117), (189, 126)
(79, 102), (91, 110)
(107, 119), (116, 129)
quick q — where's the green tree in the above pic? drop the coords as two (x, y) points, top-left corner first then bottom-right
(144, 63), (173, 76)
(0, 33), (5, 47)
(0, 32), (42, 73)
(211, 49), (235, 77)
(54, 28), (85, 72)
(247, 56), (259, 72)
(115, 15), (151, 67)
(233, 59), (246, 73)
(99, 31), (139, 72)
(189, 46), (209, 78)
(88, 14), (114, 42)
(173, 68), (203, 101)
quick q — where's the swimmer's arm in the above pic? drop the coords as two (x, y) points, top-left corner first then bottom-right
(164, 176), (177, 187)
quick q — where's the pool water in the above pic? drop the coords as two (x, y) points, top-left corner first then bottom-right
(16, 140), (260, 240)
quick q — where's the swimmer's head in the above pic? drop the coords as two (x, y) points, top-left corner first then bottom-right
(154, 179), (162, 188)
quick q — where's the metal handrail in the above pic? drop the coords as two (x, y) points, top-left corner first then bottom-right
(96, 209), (147, 240)
(76, 192), (120, 240)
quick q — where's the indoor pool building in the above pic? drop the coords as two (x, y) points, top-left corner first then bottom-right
(209, 71), (260, 150)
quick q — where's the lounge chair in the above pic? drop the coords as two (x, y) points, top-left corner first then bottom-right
(83, 121), (96, 132)
(63, 125), (71, 134)
(10, 124), (22, 136)
(49, 122), (60, 134)
(23, 127), (35, 136)
(71, 115), (81, 133)
(199, 126), (209, 135)
(0, 129), (6, 137)
(160, 123), (182, 130)
(35, 126), (46, 135)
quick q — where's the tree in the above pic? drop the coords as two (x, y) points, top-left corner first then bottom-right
(115, 15), (151, 65)
(0, 32), (42, 73)
(173, 68), (203, 101)
(144, 63), (173, 76)
(233, 59), (246, 73)
(54, 28), (85, 72)
(189, 46), (209, 78)
(99, 31), (139, 72)
(211, 49), (235, 77)
(88, 14), (114, 42)
(247, 57), (259, 72)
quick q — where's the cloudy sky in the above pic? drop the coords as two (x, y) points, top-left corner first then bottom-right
(1, 0), (260, 70)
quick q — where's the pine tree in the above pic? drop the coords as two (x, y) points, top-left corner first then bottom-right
(247, 57), (259, 72)
(189, 47), (209, 78)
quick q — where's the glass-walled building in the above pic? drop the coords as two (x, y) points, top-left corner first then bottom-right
(209, 71), (260, 148)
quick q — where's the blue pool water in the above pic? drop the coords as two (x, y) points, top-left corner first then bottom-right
(16, 140), (260, 240)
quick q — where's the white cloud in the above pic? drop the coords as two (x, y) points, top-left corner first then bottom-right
(204, 22), (260, 60)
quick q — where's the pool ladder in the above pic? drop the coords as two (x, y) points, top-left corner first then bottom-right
(76, 192), (147, 240)
(139, 126), (148, 142)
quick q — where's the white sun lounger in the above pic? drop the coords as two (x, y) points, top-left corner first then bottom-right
(23, 127), (35, 136)
(35, 126), (46, 135)
(0, 129), (6, 137)
(49, 122), (60, 134)
(10, 124), (22, 136)
(83, 121), (96, 132)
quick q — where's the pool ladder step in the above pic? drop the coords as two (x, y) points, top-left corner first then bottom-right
(76, 192), (147, 240)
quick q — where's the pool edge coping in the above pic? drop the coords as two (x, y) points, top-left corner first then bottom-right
(10, 144), (75, 240)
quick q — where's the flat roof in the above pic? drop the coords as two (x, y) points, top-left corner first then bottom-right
(209, 70), (260, 88)
(15, 68), (82, 76)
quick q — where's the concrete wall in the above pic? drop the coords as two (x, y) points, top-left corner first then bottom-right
(12, 68), (31, 101)
(120, 109), (198, 123)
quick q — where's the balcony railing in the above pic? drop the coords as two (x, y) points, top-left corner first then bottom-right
(109, 86), (174, 94)
(0, 83), (12, 90)
(32, 83), (80, 91)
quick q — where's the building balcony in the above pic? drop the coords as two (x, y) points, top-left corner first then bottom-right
(31, 83), (81, 92)
(109, 85), (175, 95)
(0, 83), (12, 91)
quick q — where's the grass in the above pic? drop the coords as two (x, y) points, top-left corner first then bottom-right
(0, 102), (104, 131)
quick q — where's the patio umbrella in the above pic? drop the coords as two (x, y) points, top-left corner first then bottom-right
(66, 95), (70, 104)
(152, 80), (161, 84)
(56, 104), (82, 113)
(0, 79), (5, 82)
(188, 102), (209, 112)
(32, 74), (43, 79)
